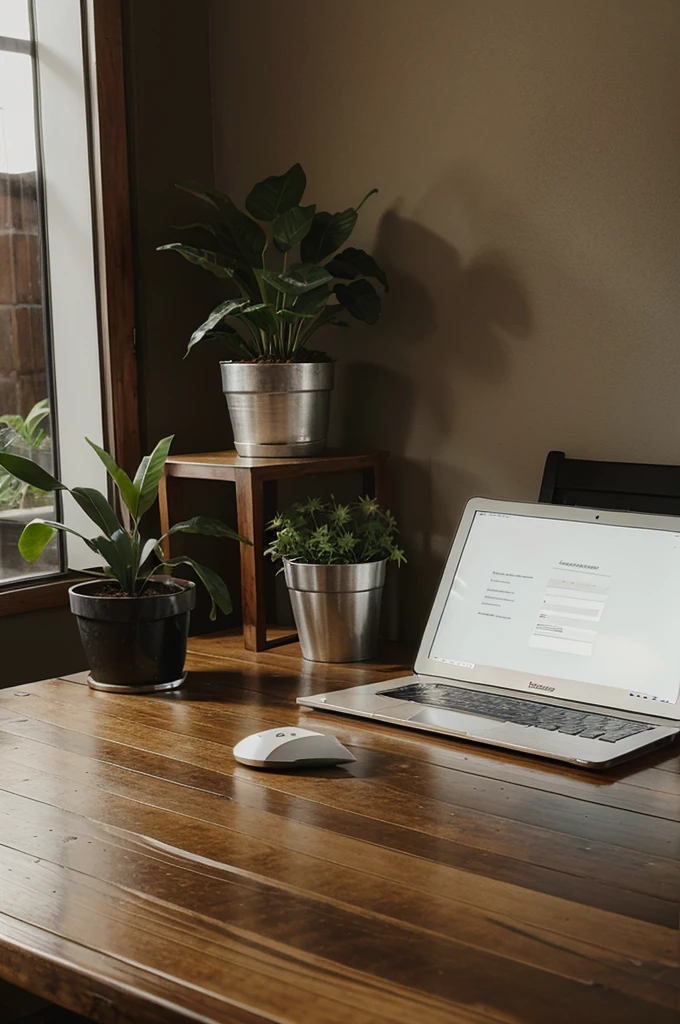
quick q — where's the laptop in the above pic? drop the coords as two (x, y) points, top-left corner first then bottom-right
(297, 498), (680, 768)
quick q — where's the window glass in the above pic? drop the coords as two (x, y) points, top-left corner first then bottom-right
(0, 0), (31, 41)
(0, 0), (60, 583)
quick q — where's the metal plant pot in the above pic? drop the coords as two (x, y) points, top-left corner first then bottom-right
(283, 558), (386, 663)
(220, 361), (334, 458)
(69, 577), (196, 693)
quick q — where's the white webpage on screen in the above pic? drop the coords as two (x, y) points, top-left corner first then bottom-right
(429, 511), (680, 704)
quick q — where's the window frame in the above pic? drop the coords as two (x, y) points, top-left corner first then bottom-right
(0, 0), (139, 615)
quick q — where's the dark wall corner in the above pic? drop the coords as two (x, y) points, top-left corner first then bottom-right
(1, 605), (85, 688)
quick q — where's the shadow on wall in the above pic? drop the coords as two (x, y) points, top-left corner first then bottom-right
(335, 204), (532, 638)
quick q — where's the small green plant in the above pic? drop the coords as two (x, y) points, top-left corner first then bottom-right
(158, 164), (388, 363)
(265, 496), (405, 567)
(0, 435), (249, 618)
(0, 398), (51, 510)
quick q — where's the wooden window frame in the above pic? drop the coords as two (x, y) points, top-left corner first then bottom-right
(0, 0), (139, 617)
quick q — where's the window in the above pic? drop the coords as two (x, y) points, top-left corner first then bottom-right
(0, 0), (110, 589)
(0, 0), (56, 582)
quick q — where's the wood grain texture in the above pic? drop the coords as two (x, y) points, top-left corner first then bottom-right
(0, 631), (677, 1024)
(165, 449), (389, 482)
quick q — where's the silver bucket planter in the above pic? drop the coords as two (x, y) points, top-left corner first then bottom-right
(220, 361), (334, 458)
(284, 558), (386, 663)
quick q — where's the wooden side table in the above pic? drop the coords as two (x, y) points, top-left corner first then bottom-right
(159, 449), (389, 651)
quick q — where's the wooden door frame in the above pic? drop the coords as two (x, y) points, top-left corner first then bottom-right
(87, 0), (140, 478)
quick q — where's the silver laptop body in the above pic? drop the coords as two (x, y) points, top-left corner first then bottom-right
(298, 499), (680, 768)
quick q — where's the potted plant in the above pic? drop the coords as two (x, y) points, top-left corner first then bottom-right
(0, 435), (247, 693)
(158, 164), (388, 457)
(265, 496), (405, 663)
(0, 399), (58, 580)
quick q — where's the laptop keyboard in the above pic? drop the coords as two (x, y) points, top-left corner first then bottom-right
(377, 682), (654, 743)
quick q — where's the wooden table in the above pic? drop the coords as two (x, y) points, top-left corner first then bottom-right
(0, 632), (678, 1024)
(159, 449), (389, 652)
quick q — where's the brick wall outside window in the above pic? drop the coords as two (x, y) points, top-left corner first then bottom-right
(0, 170), (47, 418)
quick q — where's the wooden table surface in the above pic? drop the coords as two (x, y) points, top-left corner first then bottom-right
(0, 631), (678, 1024)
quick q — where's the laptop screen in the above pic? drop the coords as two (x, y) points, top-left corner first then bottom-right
(428, 510), (680, 706)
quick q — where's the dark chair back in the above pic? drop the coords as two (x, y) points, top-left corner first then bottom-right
(539, 450), (680, 515)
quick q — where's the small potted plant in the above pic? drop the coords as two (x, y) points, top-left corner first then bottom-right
(158, 164), (388, 457)
(0, 399), (58, 580)
(265, 496), (405, 663)
(0, 435), (247, 692)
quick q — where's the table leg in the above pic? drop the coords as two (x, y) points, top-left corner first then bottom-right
(363, 453), (389, 510)
(263, 480), (278, 626)
(159, 472), (183, 561)
(235, 470), (267, 651)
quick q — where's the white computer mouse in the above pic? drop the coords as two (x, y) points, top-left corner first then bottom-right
(233, 727), (356, 769)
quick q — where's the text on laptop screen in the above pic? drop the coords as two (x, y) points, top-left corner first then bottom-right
(429, 511), (680, 704)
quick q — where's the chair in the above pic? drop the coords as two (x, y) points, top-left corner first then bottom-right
(538, 450), (680, 515)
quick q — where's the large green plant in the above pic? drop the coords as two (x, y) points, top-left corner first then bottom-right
(0, 398), (51, 511)
(0, 436), (248, 618)
(158, 164), (388, 362)
(265, 496), (405, 567)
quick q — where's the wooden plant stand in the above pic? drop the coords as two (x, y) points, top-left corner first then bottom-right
(159, 449), (389, 651)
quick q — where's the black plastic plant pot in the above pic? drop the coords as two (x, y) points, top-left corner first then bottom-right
(68, 577), (196, 693)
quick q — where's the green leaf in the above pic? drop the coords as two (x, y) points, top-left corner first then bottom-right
(69, 487), (121, 538)
(177, 182), (266, 267)
(355, 187), (379, 212)
(273, 204), (315, 252)
(201, 331), (255, 360)
(308, 303), (351, 329)
(156, 243), (240, 280)
(165, 556), (232, 621)
(294, 302), (349, 348)
(325, 247), (389, 292)
(0, 452), (63, 492)
(0, 414), (23, 432)
(221, 202), (267, 269)
(233, 303), (279, 334)
(161, 516), (249, 544)
(86, 438), (139, 516)
(334, 279), (381, 324)
(261, 263), (332, 296)
(292, 284), (330, 317)
(132, 455), (149, 493)
(93, 530), (134, 592)
(22, 399), (51, 444)
(187, 299), (251, 354)
(300, 209), (357, 263)
(139, 537), (159, 568)
(245, 163), (306, 221)
(134, 435), (174, 518)
(276, 308), (315, 325)
(18, 521), (57, 562)
(18, 519), (98, 563)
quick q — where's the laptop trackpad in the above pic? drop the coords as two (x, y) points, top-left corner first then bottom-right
(408, 706), (511, 736)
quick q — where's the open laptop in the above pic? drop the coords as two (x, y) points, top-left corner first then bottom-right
(298, 499), (680, 768)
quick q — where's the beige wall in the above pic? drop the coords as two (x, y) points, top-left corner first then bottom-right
(210, 0), (680, 637)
